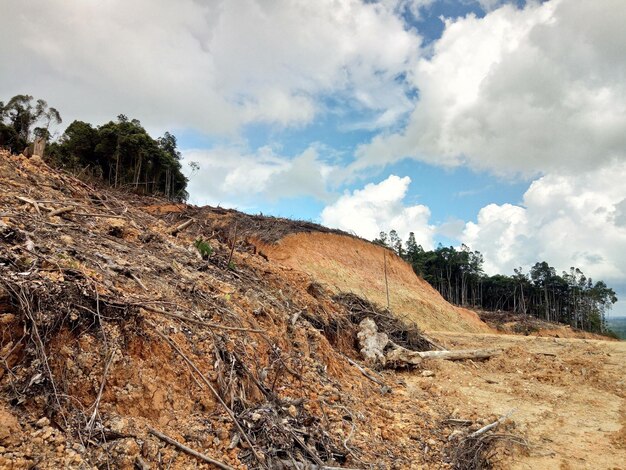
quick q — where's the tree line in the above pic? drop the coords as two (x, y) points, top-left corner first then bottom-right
(0, 94), (189, 201)
(374, 230), (618, 334)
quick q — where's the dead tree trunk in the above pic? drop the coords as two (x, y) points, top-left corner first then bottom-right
(357, 318), (501, 369)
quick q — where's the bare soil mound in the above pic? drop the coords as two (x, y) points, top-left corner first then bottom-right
(251, 232), (490, 334)
(478, 310), (614, 340)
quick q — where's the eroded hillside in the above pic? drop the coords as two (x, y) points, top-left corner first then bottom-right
(1, 151), (624, 470)
(252, 232), (488, 334)
(0, 151), (466, 469)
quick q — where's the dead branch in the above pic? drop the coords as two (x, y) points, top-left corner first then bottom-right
(226, 222), (238, 269)
(73, 212), (127, 219)
(135, 455), (151, 470)
(170, 218), (194, 235)
(469, 409), (516, 438)
(418, 332), (446, 351)
(130, 272), (148, 291)
(85, 348), (116, 437)
(15, 196), (42, 214)
(148, 322), (267, 469)
(48, 205), (75, 217)
(141, 305), (266, 333)
(279, 461), (364, 470)
(343, 355), (386, 387)
(148, 427), (234, 470)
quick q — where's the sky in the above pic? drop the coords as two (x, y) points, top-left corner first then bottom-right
(1, 0), (625, 315)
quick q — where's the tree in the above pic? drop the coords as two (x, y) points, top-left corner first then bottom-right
(389, 230), (403, 257)
(373, 231), (389, 247)
(0, 95), (62, 153)
(530, 262), (557, 321)
(385, 231), (618, 334)
(50, 120), (98, 170)
(33, 99), (62, 141)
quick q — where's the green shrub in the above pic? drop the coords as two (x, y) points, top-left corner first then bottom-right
(194, 238), (212, 259)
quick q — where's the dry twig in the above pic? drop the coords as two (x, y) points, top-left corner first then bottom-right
(48, 206), (75, 217)
(148, 427), (234, 470)
(141, 305), (266, 333)
(85, 349), (116, 438)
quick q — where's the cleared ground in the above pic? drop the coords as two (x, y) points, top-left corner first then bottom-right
(410, 332), (626, 469)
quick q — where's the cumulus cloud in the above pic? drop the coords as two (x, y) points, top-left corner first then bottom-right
(463, 161), (626, 284)
(183, 145), (335, 207)
(321, 175), (434, 247)
(0, 0), (421, 134)
(355, 0), (626, 176)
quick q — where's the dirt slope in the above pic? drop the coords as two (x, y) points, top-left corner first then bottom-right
(1, 151), (623, 470)
(0, 152), (454, 469)
(254, 232), (489, 334)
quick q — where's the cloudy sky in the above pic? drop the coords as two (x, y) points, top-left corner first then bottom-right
(2, 0), (625, 314)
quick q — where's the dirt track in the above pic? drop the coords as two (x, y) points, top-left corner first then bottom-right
(411, 332), (626, 469)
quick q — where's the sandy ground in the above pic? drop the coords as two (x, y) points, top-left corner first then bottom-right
(408, 332), (626, 469)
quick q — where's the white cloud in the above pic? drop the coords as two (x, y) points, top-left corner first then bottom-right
(355, 0), (626, 176)
(321, 175), (434, 247)
(0, 0), (421, 134)
(183, 145), (335, 207)
(463, 161), (626, 284)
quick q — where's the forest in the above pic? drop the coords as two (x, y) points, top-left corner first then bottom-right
(0, 94), (189, 201)
(374, 230), (618, 334)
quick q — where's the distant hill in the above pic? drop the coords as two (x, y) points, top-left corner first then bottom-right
(607, 317), (626, 339)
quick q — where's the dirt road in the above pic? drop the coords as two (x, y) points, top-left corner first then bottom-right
(405, 332), (626, 469)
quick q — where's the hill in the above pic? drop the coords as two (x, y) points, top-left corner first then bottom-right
(138, 204), (489, 334)
(1, 150), (624, 469)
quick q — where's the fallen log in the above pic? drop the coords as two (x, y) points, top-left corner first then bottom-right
(418, 348), (502, 361)
(357, 318), (501, 368)
(170, 218), (194, 235)
(386, 345), (501, 366)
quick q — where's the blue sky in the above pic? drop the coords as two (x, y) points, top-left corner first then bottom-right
(2, 0), (625, 314)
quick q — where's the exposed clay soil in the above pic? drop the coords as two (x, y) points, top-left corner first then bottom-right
(1, 151), (624, 470)
(252, 232), (489, 334)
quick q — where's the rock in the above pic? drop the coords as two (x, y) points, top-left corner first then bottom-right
(421, 370), (435, 377)
(35, 417), (50, 428)
(0, 407), (22, 446)
(287, 405), (298, 418)
(41, 427), (53, 440)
